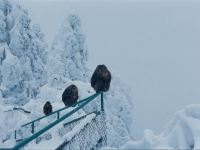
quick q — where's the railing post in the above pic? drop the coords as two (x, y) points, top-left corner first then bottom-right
(57, 111), (60, 120)
(31, 122), (34, 134)
(101, 92), (104, 111)
(14, 130), (17, 140)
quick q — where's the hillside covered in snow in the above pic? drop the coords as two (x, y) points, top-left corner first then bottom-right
(0, 0), (134, 148)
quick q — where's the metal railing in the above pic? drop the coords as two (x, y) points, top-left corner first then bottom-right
(12, 92), (104, 150)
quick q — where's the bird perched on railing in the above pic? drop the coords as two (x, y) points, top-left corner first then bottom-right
(62, 84), (78, 107)
(91, 65), (111, 93)
(43, 101), (53, 115)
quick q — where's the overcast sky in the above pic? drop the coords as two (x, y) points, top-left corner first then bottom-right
(17, 0), (200, 138)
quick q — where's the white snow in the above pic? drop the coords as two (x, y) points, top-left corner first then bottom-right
(121, 104), (200, 149)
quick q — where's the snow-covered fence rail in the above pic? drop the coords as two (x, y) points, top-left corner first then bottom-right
(12, 92), (106, 150)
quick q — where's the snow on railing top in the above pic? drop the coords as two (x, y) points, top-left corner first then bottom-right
(21, 94), (98, 128)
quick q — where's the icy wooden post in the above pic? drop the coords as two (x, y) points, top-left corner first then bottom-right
(101, 92), (104, 111)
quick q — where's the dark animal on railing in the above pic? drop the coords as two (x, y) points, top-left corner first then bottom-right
(62, 84), (78, 107)
(43, 101), (53, 116)
(91, 65), (111, 92)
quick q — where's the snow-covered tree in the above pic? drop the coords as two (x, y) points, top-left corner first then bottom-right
(0, 44), (25, 104)
(0, 0), (14, 45)
(0, 0), (48, 104)
(48, 14), (89, 88)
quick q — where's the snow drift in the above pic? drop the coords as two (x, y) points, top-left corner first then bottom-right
(121, 104), (200, 149)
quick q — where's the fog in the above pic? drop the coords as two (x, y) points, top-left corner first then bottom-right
(18, 0), (200, 138)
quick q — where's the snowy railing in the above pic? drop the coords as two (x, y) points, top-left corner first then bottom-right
(56, 111), (107, 150)
(18, 93), (102, 135)
(12, 92), (105, 150)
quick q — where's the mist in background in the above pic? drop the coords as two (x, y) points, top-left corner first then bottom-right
(18, 0), (200, 138)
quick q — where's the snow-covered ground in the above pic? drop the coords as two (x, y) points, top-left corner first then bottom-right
(0, 78), (133, 149)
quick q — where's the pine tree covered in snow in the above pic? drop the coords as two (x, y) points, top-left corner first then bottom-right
(0, 0), (14, 45)
(0, 0), (48, 105)
(48, 14), (89, 88)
